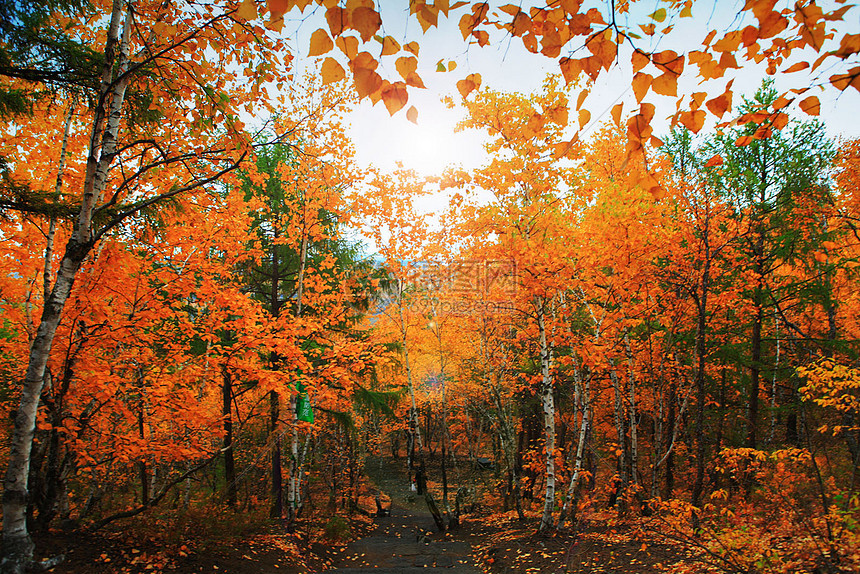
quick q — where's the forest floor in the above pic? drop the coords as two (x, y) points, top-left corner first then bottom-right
(41, 456), (690, 574)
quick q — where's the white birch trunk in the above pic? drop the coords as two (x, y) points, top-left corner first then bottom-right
(288, 224), (309, 524)
(557, 363), (590, 530)
(536, 296), (557, 534)
(1, 4), (131, 570)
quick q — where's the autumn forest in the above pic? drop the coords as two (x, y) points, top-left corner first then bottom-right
(1, 1), (860, 573)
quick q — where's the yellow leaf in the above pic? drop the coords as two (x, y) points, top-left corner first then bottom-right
(354, 67), (382, 99)
(335, 35), (359, 59)
(396, 56), (418, 80)
(321, 57), (345, 85)
(236, 0), (257, 22)
(456, 73), (481, 98)
(448, 60), (457, 72)
(578, 109), (591, 129)
(649, 8), (667, 22)
(404, 41), (419, 56)
(546, 107), (568, 127)
(308, 28), (333, 57)
(380, 36), (400, 56)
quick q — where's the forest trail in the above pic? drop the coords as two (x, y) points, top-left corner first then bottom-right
(325, 504), (480, 573)
(326, 455), (482, 573)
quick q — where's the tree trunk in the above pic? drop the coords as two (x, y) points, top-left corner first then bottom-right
(557, 367), (590, 530)
(221, 365), (237, 508)
(2, 4), (132, 570)
(269, 390), (283, 518)
(536, 297), (556, 535)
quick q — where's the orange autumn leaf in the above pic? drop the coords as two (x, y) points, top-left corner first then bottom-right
(652, 50), (684, 75)
(321, 57), (346, 84)
(325, 6), (348, 36)
(395, 56), (418, 81)
(576, 89), (589, 110)
(611, 102), (624, 127)
(679, 109), (706, 133)
(459, 2), (489, 40)
(404, 41), (420, 56)
(784, 61), (810, 73)
(406, 105), (419, 124)
(512, 11), (532, 37)
(380, 36), (400, 56)
(351, 7), (381, 42)
(559, 57), (581, 85)
(578, 109), (591, 129)
(457, 78), (475, 98)
(757, 11), (788, 39)
(381, 82), (408, 115)
(830, 67), (860, 93)
(267, 0), (288, 16)
(652, 72), (678, 97)
(632, 72), (653, 102)
(772, 96), (792, 110)
(335, 35), (359, 59)
(546, 106), (569, 127)
(704, 154), (724, 167)
(799, 95), (821, 116)
(639, 23), (656, 36)
(456, 73), (481, 98)
(632, 50), (650, 74)
(236, 0), (257, 21)
(353, 67), (382, 99)
(705, 91), (732, 118)
(308, 28), (334, 57)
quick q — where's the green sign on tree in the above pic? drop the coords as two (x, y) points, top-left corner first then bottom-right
(296, 379), (314, 423)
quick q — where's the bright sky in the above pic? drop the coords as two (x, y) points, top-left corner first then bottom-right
(281, 1), (860, 188)
(338, 1), (860, 180)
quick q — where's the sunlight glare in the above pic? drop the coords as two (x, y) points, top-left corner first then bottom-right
(351, 96), (483, 177)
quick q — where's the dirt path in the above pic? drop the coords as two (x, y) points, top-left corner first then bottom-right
(326, 504), (480, 573)
(326, 456), (482, 573)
